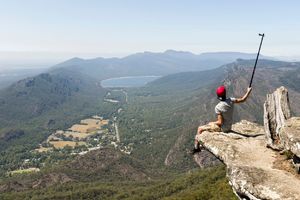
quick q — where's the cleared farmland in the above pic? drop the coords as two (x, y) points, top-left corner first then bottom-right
(49, 141), (86, 149)
(37, 116), (110, 150)
(68, 118), (109, 133)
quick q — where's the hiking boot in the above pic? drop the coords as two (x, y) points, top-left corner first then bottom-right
(198, 143), (204, 150)
(190, 147), (201, 155)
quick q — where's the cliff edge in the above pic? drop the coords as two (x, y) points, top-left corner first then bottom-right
(196, 87), (300, 200)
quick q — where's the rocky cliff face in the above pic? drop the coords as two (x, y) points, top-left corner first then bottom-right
(280, 118), (300, 158)
(280, 117), (300, 173)
(264, 87), (291, 150)
(195, 87), (300, 200)
(263, 86), (300, 173)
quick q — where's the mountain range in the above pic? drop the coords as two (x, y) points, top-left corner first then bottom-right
(1, 51), (299, 199)
(52, 50), (274, 80)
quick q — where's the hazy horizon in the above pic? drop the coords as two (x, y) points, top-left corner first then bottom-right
(1, 49), (300, 71)
(1, 0), (300, 69)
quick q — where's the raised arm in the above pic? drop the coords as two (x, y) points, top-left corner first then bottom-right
(234, 87), (252, 103)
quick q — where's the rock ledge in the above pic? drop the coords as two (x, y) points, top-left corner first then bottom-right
(198, 120), (300, 200)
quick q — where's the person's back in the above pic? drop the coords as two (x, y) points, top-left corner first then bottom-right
(215, 97), (236, 132)
(192, 85), (252, 154)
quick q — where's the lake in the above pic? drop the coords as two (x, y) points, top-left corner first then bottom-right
(101, 76), (161, 88)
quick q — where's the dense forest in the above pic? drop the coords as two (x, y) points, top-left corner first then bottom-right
(0, 166), (237, 200)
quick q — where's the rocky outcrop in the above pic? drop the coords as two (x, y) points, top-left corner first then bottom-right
(279, 117), (300, 158)
(264, 87), (300, 173)
(264, 86), (291, 150)
(193, 150), (222, 168)
(279, 117), (300, 173)
(195, 87), (300, 200)
(198, 120), (300, 200)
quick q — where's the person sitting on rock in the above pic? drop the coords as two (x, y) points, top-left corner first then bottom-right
(192, 85), (252, 154)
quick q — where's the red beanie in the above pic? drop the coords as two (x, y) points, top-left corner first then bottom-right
(216, 85), (226, 97)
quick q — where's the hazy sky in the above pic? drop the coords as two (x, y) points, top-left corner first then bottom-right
(1, 0), (300, 68)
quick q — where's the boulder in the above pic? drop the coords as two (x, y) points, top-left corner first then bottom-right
(279, 117), (300, 158)
(198, 120), (300, 200)
(264, 87), (300, 172)
(263, 86), (291, 150)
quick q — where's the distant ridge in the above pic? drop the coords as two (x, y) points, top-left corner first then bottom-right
(52, 50), (276, 81)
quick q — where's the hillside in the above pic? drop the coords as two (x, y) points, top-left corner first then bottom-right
(0, 165), (236, 200)
(0, 68), (111, 136)
(0, 68), (120, 177)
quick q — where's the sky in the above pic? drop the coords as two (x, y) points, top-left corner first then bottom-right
(1, 0), (300, 69)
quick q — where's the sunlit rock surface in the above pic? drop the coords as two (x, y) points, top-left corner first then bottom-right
(280, 117), (300, 158)
(264, 86), (291, 150)
(196, 87), (300, 200)
(198, 120), (300, 200)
